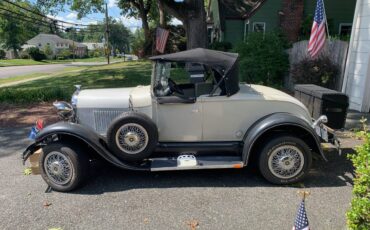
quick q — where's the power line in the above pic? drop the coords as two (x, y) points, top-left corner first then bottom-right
(0, 11), (62, 31)
(2, 0), (95, 27)
(0, 6), (53, 27)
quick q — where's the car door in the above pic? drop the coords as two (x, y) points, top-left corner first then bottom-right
(200, 95), (247, 142)
(152, 98), (203, 142)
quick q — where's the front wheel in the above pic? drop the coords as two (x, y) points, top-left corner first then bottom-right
(258, 135), (312, 185)
(40, 142), (89, 192)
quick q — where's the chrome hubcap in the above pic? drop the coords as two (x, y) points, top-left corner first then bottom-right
(268, 145), (304, 179)
(116, 123), (148, 154)
(44, 151), (73, 185)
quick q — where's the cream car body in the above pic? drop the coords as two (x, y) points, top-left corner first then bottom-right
(23, 48), (333, 192)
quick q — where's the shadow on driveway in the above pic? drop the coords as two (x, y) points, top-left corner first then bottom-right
(72, 151), (354, 195)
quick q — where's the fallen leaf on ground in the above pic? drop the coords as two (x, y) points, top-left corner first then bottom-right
(48, 228), (62, 230)
(43, 201), (52, 207)
(23, 168), (32, 175)
(143, 218), (149, 224)
(186, 219), (199, 230)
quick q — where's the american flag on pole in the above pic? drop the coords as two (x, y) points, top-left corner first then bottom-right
(156, 27), (170, 53)
(307, 0), (327, 58)
(292, 200), (310, 230)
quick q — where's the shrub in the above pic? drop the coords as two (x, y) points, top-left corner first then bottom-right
(0, 49), (6, 59)
(291, 56), (340, 89)
(57, 49), (72, 60)
(209, 41), (232, 52)
(234, 32), (289, 87)
(19, 51), (30, 59)
(0, 87), (73, 104)
(346, 118), (370, 230)
(27, 47), (46, 61)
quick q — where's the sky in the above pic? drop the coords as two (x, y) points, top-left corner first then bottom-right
(30, 0), (181, 31)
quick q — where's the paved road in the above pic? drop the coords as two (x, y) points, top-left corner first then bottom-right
(0, 60), (126, 79)
(0, 127), (354, 230)
(0, 64), (70, 79)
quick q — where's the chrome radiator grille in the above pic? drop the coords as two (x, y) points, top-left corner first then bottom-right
(77, 108), (129, 135)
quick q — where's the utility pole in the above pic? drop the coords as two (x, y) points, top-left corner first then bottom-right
(105, 2), (110, 64)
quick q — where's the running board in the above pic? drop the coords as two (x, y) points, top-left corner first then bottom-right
(150, 156), (244, 171)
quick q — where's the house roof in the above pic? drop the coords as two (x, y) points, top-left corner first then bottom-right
(27, 33), (86, 48)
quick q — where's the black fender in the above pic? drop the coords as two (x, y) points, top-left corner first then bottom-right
(22, 122), (148, 171)
(242, 113), (326, 165)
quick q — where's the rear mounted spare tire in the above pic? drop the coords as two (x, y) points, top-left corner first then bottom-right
(107, 112), (158, 162)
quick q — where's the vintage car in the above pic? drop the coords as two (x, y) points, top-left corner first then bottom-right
(23, 48), (335, 192)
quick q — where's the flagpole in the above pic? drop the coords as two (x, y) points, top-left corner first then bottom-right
(321, 0), (331, 40)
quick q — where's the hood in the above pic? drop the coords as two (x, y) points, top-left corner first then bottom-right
(77, 87), (134, 108)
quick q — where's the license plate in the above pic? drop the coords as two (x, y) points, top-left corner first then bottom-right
(315, 125), (328, 142)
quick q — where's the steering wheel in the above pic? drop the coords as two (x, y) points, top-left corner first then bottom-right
(168, 78), (184, 95)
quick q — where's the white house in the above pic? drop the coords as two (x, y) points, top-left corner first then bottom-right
(26, 34), (87, 58)
(82, 42), (104, 51)
(342, 0), (370, 112)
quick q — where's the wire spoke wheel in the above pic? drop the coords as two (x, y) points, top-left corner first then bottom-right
(44, 151), (73, 185)
(115, 123), (149, 154)
(268, 145), (304, 179)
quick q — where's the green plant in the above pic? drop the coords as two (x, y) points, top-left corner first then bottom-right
(346, 117), (370, 230)
(291, 56), (340, 89)
(43, 44), (53, 59)
(0, 49), (6, 59)
(19, 51), (30, 59)
(209, 41), (232, 51)
(27, 47), (46, 61)
(234, 32), (289, 87)
(57, 49), (72, 60)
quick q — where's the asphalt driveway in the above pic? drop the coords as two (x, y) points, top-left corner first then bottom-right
(0, 64), (70, 79)
(0, 127), (354, 230)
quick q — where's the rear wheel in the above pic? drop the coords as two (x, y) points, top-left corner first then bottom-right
(40, 142), (89, 192)
(258, 135), (312, 184)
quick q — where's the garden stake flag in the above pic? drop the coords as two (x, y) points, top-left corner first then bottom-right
(292, 199), (310, 230)
(156, 27), (170, 53)
(308, 0), (327, 58)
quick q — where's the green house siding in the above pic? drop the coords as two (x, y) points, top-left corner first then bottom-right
(247, 1), (282, 33)
(304, 0), (356, 35)
(224, 20), (245, 46)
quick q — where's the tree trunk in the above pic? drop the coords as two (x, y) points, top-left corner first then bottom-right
(159, 0), (207, 49)
(157, 1), (166, 27)
(141, 11), (151, 43)
(185, 0), (207, 49)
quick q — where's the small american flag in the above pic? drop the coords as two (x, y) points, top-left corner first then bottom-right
(307, 0), (327, 58)
(292, 200), (310, 230)
(156, 27), (170, 53)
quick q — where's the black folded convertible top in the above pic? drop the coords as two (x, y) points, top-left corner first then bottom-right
(150, 48), (240, 96)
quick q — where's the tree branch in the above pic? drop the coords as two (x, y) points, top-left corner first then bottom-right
(157, 0), (187, 21)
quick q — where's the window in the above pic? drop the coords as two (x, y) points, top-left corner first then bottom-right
(253, 22), (265, 33)
(339, 23), (352, 37)
(244, 21), (250, 41)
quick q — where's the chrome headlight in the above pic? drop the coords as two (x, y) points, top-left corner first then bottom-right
(53, 101), (74, 120)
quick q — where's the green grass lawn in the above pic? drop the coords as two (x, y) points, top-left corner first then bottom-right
(0, 57), (122, 67)
(0, 61), (189, 104)
(0, 61), (152, 103)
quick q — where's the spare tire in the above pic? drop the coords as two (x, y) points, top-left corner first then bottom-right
(107, 112), (158, 162)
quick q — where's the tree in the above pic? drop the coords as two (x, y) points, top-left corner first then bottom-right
(0, 1), (41, 57)
(43, 44), (53, 58)
(158, 0), (207, 49)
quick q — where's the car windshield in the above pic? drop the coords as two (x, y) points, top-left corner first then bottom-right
(153, 61), (226, 98)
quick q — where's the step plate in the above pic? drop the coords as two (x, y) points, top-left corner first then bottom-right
(150, 156), (244, 171)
